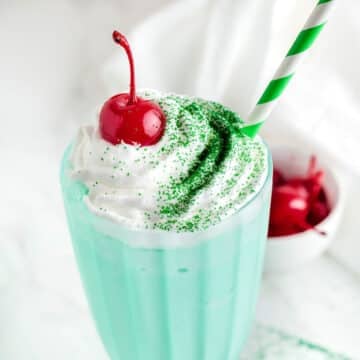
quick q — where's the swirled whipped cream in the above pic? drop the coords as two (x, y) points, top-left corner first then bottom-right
(71, 90), (268, 232)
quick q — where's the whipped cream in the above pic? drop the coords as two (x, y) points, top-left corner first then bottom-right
(70, 90), (268, 232)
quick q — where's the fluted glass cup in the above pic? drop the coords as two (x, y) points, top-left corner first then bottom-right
(61, 144), (272, 360)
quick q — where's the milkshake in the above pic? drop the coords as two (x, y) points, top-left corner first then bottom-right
(61, 32), (272, 360)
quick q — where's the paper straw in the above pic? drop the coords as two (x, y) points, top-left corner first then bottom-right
(242, 0), (335, 138)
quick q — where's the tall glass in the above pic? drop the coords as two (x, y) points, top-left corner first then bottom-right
(61, 144), (272, 360)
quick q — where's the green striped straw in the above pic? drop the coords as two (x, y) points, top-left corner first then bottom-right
(242, 0), (335, 138)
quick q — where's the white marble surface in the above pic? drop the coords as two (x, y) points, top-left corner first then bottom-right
(1, 250), (359, 359)
(259, 255), (360, 358)
(1, 1), (359, 359)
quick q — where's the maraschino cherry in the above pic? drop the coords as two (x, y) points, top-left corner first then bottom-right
(268, 156), (330, 237)
(99, 31), (166, 146)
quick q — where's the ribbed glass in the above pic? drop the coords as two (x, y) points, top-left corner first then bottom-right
(60, 145), (272, 360)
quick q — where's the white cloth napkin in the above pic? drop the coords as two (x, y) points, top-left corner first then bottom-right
(100, 0), (360, 274)
(104, 0), (276, 115)
(102, 0), (360, 175)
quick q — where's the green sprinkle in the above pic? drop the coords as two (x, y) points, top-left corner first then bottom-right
(83, 90), (267, 233)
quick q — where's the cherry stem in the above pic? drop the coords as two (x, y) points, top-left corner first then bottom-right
(112, 30), (137, 105)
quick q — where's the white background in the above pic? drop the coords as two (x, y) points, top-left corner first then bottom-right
(1, 1), (359, 359)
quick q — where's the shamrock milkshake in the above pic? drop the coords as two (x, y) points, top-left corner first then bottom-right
(61, 32), (272, 360)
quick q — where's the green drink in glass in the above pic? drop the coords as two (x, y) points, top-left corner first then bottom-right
(61, 89), (271, 360)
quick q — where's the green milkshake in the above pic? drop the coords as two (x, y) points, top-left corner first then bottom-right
(61, 90), (271, 360)
(61, 32), (272, 360)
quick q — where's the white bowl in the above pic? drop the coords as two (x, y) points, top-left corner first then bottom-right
(264, 146), (344, 273)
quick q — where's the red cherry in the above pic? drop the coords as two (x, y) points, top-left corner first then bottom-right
(268, 155), (329, 237)
(270, 184), (309, 227)
(100, 94), (166, 146)
(308, 171), (324, 201)
(318, 188), (327, 203)
(99, 31), (166, 146)
(268, 223), (300, 237)
(305, 156), (324, 200)
(308, 200), (330, 225)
